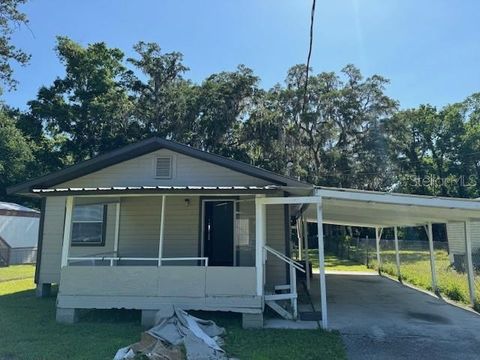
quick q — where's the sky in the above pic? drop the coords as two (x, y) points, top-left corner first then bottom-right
(3, 0), (480, 110)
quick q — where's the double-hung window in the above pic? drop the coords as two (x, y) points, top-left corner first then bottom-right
(71, 204), (107, 246)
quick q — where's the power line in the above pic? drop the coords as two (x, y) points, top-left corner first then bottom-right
(301, 0), (317, 116)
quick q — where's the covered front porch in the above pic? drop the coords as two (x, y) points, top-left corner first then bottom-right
(50, 187), (297, 327)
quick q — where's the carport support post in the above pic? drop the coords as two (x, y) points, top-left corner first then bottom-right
(316, 197), (328, 329)
(464, 219), (476, 306)
(394, 226), (401, 281)
(426, 222), (438, 294)
(375, 227), (382, 274)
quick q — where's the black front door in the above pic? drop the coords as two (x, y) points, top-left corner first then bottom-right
(203, 200), (234, 266)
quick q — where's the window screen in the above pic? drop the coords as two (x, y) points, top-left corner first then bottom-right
(71, 204), (106, 245)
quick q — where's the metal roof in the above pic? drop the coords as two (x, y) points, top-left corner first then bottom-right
(316, 186), (480, 203)
(0, 201), (39, 213)
(298, 187), (480, 227)
(32, 185), (281, 196)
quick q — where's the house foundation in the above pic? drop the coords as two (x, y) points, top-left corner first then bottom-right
(35, 283), (51, 298)
(242, 312), (264, 328)
(56, 308), (79, 324)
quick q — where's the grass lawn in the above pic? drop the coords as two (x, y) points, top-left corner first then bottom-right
(0, 264), (35, 282)
(324, 253), (374, 272)
(0, 268), (346, 360)
(372, 250), (480, 311)
(304, 249), (374, 272)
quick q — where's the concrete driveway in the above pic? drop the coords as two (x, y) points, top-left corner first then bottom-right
(307, 273), (480, 360)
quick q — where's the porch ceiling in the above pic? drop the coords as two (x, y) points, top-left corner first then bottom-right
(300, 187), (480, 227)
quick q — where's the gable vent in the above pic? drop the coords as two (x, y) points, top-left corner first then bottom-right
(155, 157), (173, 178)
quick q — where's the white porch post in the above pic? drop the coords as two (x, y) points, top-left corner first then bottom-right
(394, 226), (401, 280)
(303, 215), (311, 290)
(464, 219), (476, 306)
(158, 195), (166, 266)
(426, 222), (438, 293)
(255, 195), (266, 297)
(112, 201), (121, 266)
(61, 196), (74, 268)
(316, 197), (328, 329)
(375, 227), (382, 274)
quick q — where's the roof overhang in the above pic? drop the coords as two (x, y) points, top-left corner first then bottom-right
(300, 187), (480, 227)
(31, 185), (282, 197)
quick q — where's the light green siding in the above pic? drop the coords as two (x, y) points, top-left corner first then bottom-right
(118, 196), (162, 258)
(38, 196), (65, 284)
(163, 196), (200, 259)
(57, 149), (272, 188)
(265, 204), (288, 288)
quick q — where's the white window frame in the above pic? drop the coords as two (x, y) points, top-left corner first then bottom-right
(71, 203), (107, 247)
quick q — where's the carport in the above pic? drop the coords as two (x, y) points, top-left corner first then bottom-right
(290, 186), (480, 329)
(308, 272), (480, 359)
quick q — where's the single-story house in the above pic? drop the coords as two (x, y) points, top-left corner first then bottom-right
(8, 137), (480, 329)
(0, 202), (39, 266)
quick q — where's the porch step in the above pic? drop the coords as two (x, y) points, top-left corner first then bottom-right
(265, 300), (293, 320)
(265, 293), (297, 301)
(274, 284), (291, 292)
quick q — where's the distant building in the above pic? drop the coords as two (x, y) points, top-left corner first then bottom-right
(0, 201), (39, 266)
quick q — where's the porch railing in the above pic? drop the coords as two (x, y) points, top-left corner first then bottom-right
(264, 245), (305, 319)
(67, 256), (209, 267)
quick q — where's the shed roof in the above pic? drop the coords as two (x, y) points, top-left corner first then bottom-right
(301, 187), (480, 227)
(0, 202), (39, 217)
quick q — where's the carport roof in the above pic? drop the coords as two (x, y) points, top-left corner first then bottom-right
(300, 186), (480, 227)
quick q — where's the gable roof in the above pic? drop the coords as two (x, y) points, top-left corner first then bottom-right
(8, 137), (312, 195)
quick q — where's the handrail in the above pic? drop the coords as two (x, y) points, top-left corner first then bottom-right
(264, 245), (304, 269)
(74, 250), (118, 258)
(268, 246), (304, 268)
(67, 256), (209, 267)
(264, 245), (305, 273)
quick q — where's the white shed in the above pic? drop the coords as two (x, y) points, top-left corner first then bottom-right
(446, 221), (480, 266)
(0, 201), (40, 265)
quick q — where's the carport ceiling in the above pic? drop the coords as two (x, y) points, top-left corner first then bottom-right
(300, 187), (480, 227)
